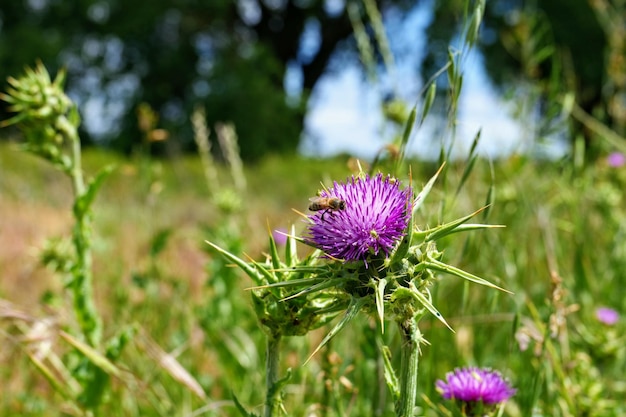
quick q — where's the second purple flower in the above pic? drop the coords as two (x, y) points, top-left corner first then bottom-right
(306, 173), (412, 263)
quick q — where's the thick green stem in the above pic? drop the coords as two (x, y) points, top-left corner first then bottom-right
(264, 333), (282, 417)
(66, 123), (102, 348)
(71, 209), (101, 347)
(396, 317), (421, 417)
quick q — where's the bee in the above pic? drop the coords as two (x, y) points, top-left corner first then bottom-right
(308, 196), (346, 221)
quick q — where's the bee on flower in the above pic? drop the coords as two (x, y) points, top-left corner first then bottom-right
(306, 173), (412, 264)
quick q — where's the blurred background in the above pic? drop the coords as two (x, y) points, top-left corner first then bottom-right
(1, 0), (621, 161)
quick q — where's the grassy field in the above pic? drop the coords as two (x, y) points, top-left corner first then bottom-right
(1, 140), (625, 416)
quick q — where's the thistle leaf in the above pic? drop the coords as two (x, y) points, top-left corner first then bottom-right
(74, 164), (114, 217)
(284, 225), (299, 267)
(374, 278), (387, 333)
(305, 296), (368, 364)
(280, 278), (347, 302)
(246, 276), (328, 291)
(406, 284), (453, 332)
(413, 163), (445, 217)
(424, 258), (512, 293)
(381, 343), (400, 401)
(267, 230), (282, 280)
(232, 392), (259, 417)
(205, 240), (266, 286)
(424, 206), (492, 241)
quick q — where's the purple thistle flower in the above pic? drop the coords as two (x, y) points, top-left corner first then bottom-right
(595, 307), (619, 326)
(606, 152), (626, 168)
(272, 228), (288, 246)
(436, 367), (516, 405)
(306, 173), (411, 263)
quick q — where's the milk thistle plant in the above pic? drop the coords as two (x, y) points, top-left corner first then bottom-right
(1, 62), (121, 410)
(207, 165), (509, 417)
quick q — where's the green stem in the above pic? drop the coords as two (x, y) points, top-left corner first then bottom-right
(66, 121), (102, 348)
(264, 333), (282, 417)
(396, 317), (421, 417)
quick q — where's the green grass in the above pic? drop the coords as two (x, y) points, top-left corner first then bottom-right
(1, 141), (625, 416)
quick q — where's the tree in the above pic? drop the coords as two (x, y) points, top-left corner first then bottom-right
(0, 0), (414, 160)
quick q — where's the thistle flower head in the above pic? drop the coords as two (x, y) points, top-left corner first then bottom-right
(595, 307), (619, 325)
(436, 367), (516, 405)
(1, 61), (72, 128)
(306, 173), (411, 263)
(607, 152), (626, 168)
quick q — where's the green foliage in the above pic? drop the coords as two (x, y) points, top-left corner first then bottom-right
(2, 139), (626, 416)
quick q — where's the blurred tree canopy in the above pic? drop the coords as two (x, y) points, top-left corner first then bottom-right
(2, 0), (623, 160)
(0, 0), (412, 160)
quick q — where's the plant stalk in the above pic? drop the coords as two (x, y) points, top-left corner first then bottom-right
(264, 333), (282, 417)
(67, 121), (102, 348)
(396, 316), (421, 417)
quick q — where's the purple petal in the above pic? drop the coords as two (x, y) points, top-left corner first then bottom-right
(596, 307), (619, 325)
(436, 367), (516, 404)
(306, 174), (411, 263)
(607, 152), (626, 168)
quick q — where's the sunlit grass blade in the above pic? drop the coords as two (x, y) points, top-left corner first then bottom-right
(483, 161), (495, 221)
(305, 296), (368, 364)
(395, 106), (417, 173)
(447, 48), (457, 88)
(139, 332), (208, 400)
(26, 351), (77, 401)
(455, 129), (480, 196)
(424, 258), (512, 293)
(59, 331), (120, 377)
(467, 0), (485, 47)
(419, 83), (437, 127)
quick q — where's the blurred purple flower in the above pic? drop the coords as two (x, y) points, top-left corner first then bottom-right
(595, 307), (619, 325)
(272, 228), (288, 246)
(606, 152), (626, 168)
(436, 367), (516, 405)
(306, 174), (411, 263)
